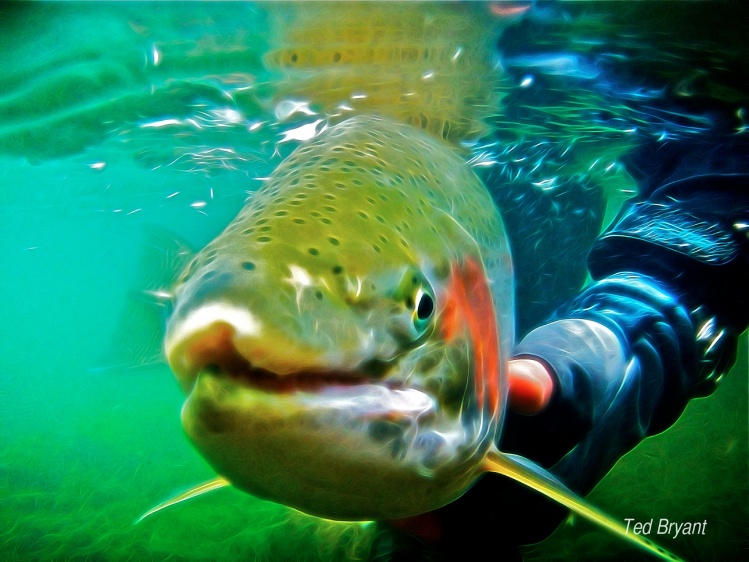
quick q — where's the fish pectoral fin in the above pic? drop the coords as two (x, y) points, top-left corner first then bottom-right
(482, 449), (683, 562)
(135, 477), (231, 524)
(93, 225), (195, 373)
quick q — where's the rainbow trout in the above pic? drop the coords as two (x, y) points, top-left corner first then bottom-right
(148, 4), (680, 560)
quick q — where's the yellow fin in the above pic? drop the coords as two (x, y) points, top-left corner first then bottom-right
(483, 449), (683, 562)
(135, 477), (230, 524)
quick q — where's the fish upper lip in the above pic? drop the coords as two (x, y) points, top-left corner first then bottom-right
(166, 308), (397, 393)
(173, 323), (395, 394)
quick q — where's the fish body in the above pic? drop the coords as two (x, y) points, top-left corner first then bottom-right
(165, 114), (514, 519)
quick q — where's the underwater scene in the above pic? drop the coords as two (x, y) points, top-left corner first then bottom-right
(1, 2), (747, 560)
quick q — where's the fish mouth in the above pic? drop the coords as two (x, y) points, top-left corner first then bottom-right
(196, 354), (402, 398)
(166, 310), (433, 418)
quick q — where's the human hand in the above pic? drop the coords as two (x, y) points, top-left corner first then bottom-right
(507, 358), (554, 415)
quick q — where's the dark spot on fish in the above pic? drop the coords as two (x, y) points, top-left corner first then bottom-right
(257, 236), (272, 243)
(201, 270), (218, 281)
(259, 226), (272, 233)
(324, 206), (337, 213)
(320, 217), (333, 225)
(372, 244), (381, 253)
(315, 290), (323, 300)
(376, 215), (386, 223)
(378, 235), (388, 244)
(241, 262), (255, 271)
(290, 52), (298, 63)
(406, 296), (414, 309)
(274, 210), (289, 217)
(292, 218), (306, 224)
(332, 265), (343, 275)
(368, 421), (403, 443)
(389, 438), (407, 461)
(308, 248), (320, 256)
(328, 237), (340, 246)
(242, 228), (254, 235)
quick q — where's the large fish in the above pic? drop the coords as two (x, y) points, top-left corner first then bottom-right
(165, 113), (512, 520)
(145, 4), (680, 560)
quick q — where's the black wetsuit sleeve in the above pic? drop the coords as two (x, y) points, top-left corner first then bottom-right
(507, 174), (749, 493)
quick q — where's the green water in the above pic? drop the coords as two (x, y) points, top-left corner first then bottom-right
(1, 3), (747, 560)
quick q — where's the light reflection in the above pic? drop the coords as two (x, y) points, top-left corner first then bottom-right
(151, 44), (162, 66)
(275, 99), (317, 120)
(278, 119), (325, 144)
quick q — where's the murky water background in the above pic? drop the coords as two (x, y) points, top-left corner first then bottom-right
(0, 2), (746, 560)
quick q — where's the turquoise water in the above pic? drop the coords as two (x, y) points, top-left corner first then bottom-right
(1, 3), (747, 560)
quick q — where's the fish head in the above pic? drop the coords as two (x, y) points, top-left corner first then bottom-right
(165, 116), (513, 520)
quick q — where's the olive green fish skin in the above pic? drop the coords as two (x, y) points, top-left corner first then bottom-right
(165, 115), (514, 520)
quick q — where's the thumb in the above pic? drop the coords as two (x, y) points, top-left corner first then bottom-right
(507, 358), (554, 415)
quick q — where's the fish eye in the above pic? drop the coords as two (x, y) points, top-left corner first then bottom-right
(413, 287), (435, 330)
(416, 291), (434, 320)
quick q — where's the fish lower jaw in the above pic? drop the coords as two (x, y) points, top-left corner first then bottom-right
(186, 369), (435, 425)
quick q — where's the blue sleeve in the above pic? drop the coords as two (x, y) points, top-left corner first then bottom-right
(505, 174), (749, 493)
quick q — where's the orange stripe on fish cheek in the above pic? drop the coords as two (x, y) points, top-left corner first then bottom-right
(442, 258), (501, 415)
